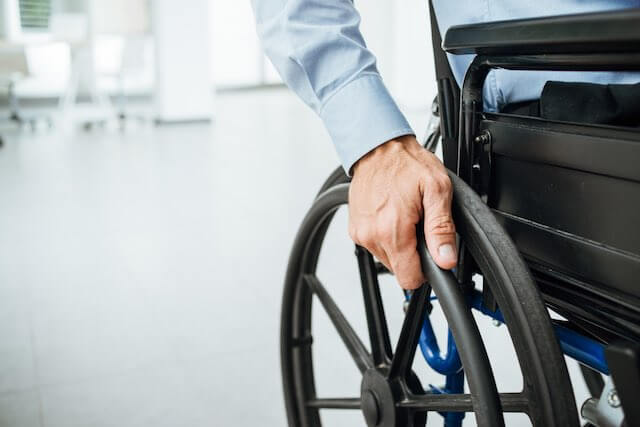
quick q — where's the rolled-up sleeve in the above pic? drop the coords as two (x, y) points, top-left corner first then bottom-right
(251, 0), (414, 173)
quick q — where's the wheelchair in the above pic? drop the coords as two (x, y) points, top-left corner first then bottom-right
(281, 6), (640, 427)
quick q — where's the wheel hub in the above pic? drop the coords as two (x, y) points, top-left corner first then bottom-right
(361, 391), (380, 425)
(360, 368), (428, 427)
(360, 369), (398, 427)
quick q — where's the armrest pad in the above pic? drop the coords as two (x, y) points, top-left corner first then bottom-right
(443, 9), (640, 55)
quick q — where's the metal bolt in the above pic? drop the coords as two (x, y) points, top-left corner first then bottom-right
(607, 389), (621, 408)
(474, 131), (491, 145)
(492, 319), (502, 327)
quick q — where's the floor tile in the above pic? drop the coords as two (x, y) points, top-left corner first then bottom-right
(0, 390), (41, 427)
(31, 282), (175, 385)
(0, 286), (36, 393)
(39, 362), (208, 427)
(181, 349), (286, 426)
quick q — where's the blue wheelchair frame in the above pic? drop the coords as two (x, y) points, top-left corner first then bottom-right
(412, 288), (608, 427)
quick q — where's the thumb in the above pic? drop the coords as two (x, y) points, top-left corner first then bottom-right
(423, 179), (457, 270)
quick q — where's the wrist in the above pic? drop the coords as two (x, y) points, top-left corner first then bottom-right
(352, 135), (419, 176)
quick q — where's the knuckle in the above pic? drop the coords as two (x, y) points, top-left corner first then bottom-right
(397, 273), (422, 290)
(389, 256), (403, 274)
(428, 173), (452, 195)
(391, 254), (423, 290)
(360, 236), (376, 249)
(348, 224), (357, 242)
(428, 215), (456, 235)
(349, 226), (364, 245)
(401, 281), (422, 291)
(355, 226), (375, 248)
(349, 226), (365, 245)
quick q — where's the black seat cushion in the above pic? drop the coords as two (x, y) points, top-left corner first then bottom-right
(501, 81), (640, 127)
(541, 81), (640, 127)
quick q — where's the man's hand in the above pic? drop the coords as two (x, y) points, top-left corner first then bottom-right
(348, 135), (457, 290)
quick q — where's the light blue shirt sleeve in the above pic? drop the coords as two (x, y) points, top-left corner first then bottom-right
(251, 0), (414, 173)
(253, 0), (640, 171)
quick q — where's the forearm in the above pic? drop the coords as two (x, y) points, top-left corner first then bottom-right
(251, 0), (414, 173)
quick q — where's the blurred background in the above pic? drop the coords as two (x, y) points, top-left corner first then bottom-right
(0, 1), (589, 426)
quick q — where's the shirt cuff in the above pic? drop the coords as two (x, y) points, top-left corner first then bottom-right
(320, 74), (415, 175)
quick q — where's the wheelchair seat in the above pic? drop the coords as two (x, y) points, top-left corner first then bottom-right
(503, 81), (640, 127)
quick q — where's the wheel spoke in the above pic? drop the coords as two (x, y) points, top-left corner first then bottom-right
(355, 245), (393, 365)
(304, 274), (373, 373)
(399, 392), (529, 413)
(306, 398), (361, 409)
(388, 284), (430, 380)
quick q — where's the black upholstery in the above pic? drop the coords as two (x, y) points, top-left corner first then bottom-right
(502, 82), (640, 127)
(484, 115), (640, 298)
(431, 4), (640, 340)
(539, 82), (640, 127)
(442, 9), (640, 55)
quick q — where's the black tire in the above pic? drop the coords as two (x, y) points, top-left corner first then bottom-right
(315, 166), (349, 196)
(281, 169), (579, 426)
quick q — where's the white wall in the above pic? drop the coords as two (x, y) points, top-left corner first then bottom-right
(1, 0), (22, 39)
(92, 0), (148, 34)
(209, 0), (262, 87)
(394, 1), (437, 110)
(153, 0), (213, 121)
(208, 0), (436, 107)
(0, 0), (6, 37)
(357, 1), (397, 90)
(358, 0), (436, 110)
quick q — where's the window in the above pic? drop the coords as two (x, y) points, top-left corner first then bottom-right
(19, 0), (51, 30)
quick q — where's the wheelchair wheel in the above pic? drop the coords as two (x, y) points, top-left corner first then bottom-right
(281, 169), (579, 427)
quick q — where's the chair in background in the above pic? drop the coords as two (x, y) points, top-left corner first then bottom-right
(0, 42), (29, 139)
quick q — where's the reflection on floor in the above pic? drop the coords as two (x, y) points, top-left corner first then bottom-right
(0, 88), (587, 427)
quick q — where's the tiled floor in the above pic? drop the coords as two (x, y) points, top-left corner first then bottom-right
(0, 89), (588, 426)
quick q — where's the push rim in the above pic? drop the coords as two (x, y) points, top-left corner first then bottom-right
(281, 170), (579, 426)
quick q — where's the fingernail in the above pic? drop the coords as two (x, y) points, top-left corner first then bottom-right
(438, 244), (456, 261)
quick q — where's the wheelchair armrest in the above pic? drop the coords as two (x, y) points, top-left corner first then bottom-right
(443, 9), (640, 55)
